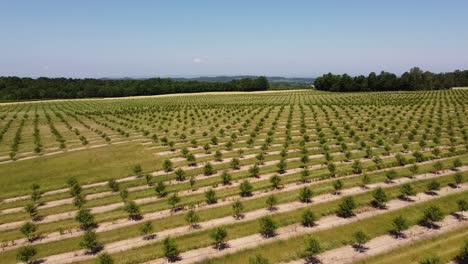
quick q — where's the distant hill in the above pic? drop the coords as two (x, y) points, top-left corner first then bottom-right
(172, 76), (315, 84)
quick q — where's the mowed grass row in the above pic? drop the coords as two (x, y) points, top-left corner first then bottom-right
(358, 226), (468, 264)
(1, 140), (464, 222)
(72, 185), (468, 264)
(1, 168), (465, 263)
(1, 148), (465, 237)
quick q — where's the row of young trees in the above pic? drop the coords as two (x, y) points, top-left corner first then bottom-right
(314, 68), (468, 92)
(0, 76), (269, 100)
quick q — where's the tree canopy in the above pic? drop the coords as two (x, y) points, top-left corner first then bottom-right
(0, 76), (269, 100)
(314, 68), (468, 92)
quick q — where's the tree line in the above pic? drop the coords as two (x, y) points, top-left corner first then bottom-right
(0, 76), (269, 100)
(314, 67), (468, 92)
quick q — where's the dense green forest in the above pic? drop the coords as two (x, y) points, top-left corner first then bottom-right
(314, 67), (468, 92)
(0, 76), (269, 100)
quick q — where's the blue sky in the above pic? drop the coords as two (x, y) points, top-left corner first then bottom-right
(1, 0), (467, 78)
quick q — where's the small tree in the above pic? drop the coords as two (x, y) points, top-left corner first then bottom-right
(230, 158), (241, 170)
(337, 197), (356, 218)
(74, 193), (86, 208)
(259, 216), (277, 238)
(97, 253), (114, 264)
(399, 183), (416, 201)
(301, 168), (310, 183)
(24, 203), (38, 221)
(457, 199), (468, 219)
(163, 159), (173, 172)
(418, 256), (441, 264)
(187, 153), (197, 166)
(361, 174), (370, 188)
(277, 159), (287, 174)
(301, 209), (316, 227)
(204, 162), (215, 176)
(133, 164), (143, 177)
(391, 215), (409, 238)
(108, 179), (119, 192)
(426, 180), (440, 195)
(155, 181), (167, 197)
(421, 206), (444, 228)
(75, 208), (95, 230)
(333, 180), (343, 195)
(185, 209), (200, 228)
(249, 164), (260, 178)
(409, 164), (419, 177)
(30, 184), (41, 203)
(16, 246), (37, 264)
(144, 174), (153, 186)
(221, 170), (232, 185)
(174, 168), (186, 181)
(353, 230), (370, 252)
(386, 170), (397, 183)
(210, 226), (228, 250)
(214, 150), (223, 161)
(432, 161), (443, 173)
(232, 200), (244, 219)
(162, 237), (179, 262)
(266, 195), (278, 211)
(270, 174), (281, 189)
(327, 162), (336, 177)
(168, 193), (181, 210)
(249, 254), (270, 264)
(20, 222), (37, 242)
(124, 201), (141, 220)
(303, 237), (322, 263)
(139, 221), (154, 240)
(453, 173), (463, 188)
(240, 180), (253, 197)
(452, 158), (463, 170)
(205, 189), (218, 204)
(457, 240), (468, 263)
(372, 187), (388, 209)
(352, 160), (362, 174)
(119, 189), (129, 201)
(299, 187), (313, 203)
(80, 230), (101, 253)
(189, 176), (196, 190)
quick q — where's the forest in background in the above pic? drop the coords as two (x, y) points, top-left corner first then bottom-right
(0, 76), (269, 100)
(314, 67), (468, 92)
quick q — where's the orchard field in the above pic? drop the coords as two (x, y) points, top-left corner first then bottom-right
(0, 89), (467, 264)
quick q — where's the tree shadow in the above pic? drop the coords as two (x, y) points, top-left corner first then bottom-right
(143, 234), (157, 240)
(304, 256), (322, 264)
(213, 242), (230, 251)
(352, 244), (369, 253)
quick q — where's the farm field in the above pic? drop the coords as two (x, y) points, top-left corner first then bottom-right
(0, 89), (467, 264)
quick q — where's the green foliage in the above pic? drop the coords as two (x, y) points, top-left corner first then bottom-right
(16, 246), (37, 264)
(301, 209), (316, 227)
(232, 200), (245, 219)
(0, 76), (270, 100)
(240, 180), (253, 197)
(162, 237), (179, 261)
(210, 226), (228, 249)
(259, 216), (277, 238)
(80, 230), (100, 253)
(75, 209), (95, 230)
(96, 253), (114, 264)
(337, 196), (356, 218)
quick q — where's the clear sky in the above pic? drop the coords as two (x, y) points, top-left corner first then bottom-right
(1, 0), (467, 78)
